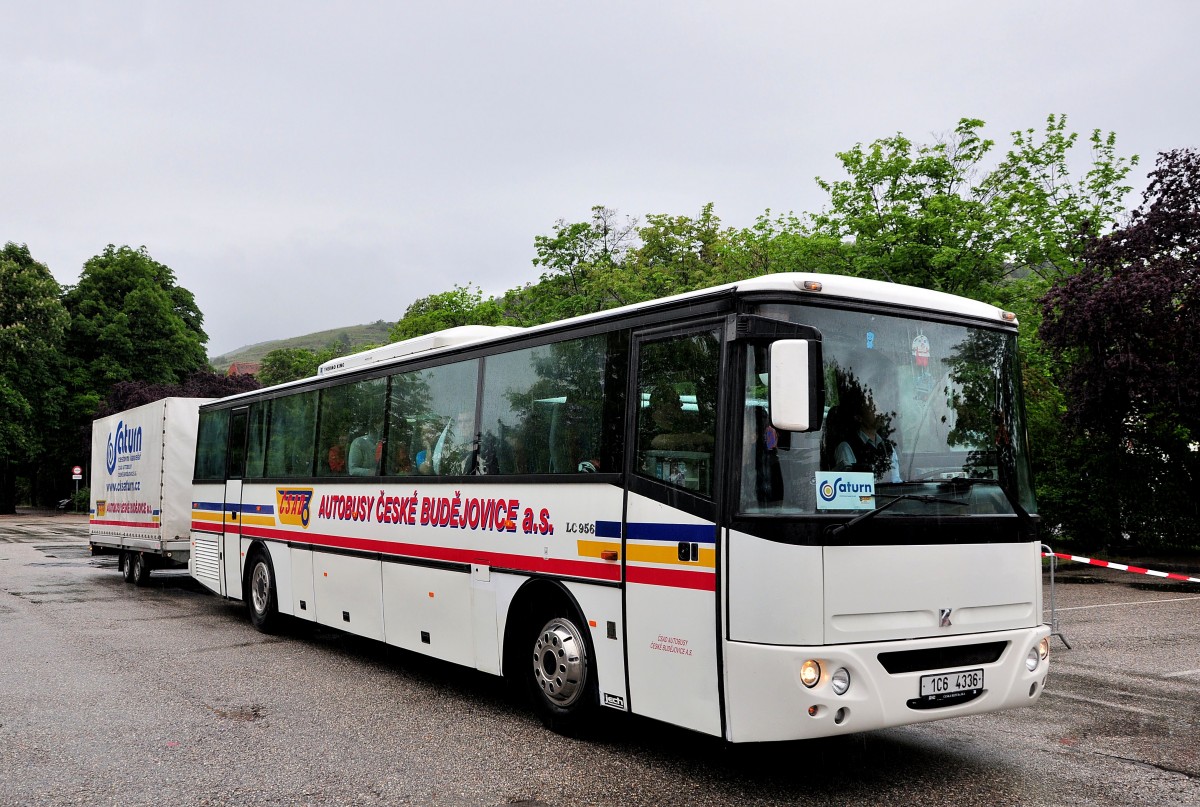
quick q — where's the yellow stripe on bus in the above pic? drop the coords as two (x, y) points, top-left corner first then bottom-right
(626, 544), (715, 568)
(577, 539), (715, 568)
(576, 540), (620, 558)
(191, 511), (223, 523)
(240, 515), (277, 527)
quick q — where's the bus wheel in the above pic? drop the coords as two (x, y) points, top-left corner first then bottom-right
(121, 551), (135, 584)
(131, 552), (151, 586)
(527, 614), (596, 733)
(246, 549), (279, 633)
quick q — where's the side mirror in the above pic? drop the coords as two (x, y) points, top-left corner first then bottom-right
(769, 339), (824, 432)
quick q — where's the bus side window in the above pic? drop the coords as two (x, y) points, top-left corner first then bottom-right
(387, 360), (478, 477)
(265, 391), (317, 478)
(479, 336), (607, 475)
(195, 409), (229, 481)
(244, 400), (269, 479)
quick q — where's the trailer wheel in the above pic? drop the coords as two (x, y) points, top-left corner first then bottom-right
(121, 551), (135, 584)
(130, 552), (151, 586)
(525, 611), (597, 733)
(246, 549), (279, 633)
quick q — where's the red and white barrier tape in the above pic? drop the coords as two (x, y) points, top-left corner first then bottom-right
(1042, 552), (1200, 584)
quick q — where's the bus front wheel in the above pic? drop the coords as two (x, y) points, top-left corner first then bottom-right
(527, 613), (596, 733)
(246, 549), (279, 633)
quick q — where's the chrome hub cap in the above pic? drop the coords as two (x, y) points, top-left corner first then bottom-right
(532, 618), (587, 707)
(251, 562), (270, 614)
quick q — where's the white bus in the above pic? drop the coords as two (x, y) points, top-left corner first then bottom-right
(189, 273), (1050, 742)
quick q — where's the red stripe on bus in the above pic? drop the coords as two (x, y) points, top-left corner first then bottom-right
(626, 565), (716, 591)
(236, 523), (622, 583)
(89, 519), (161, 529)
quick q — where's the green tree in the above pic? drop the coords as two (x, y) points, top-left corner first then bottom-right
(810, 118), (1006, 294)
(390, 283), (502, 341)
(55, 245), (209, 486)
(62, 245), (208, 390)
(504, 206), (640, 324)
(0, 243), (69, 513)
(810, 115), (1137, 296)
(258, 347), (336, 387)
(1040, 149), (1200, 551)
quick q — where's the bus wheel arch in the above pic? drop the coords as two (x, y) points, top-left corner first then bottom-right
(244, 542), (280, 633)
(503, 579), (598, 733)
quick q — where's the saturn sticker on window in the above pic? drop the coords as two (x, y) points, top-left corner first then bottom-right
(815, 471), (876, 510)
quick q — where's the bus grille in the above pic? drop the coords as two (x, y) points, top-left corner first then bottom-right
(877, 641), (1007, 674)
(192, 535), (220, 580)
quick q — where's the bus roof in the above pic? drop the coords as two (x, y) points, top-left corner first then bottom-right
(218, 272), (1014, 405)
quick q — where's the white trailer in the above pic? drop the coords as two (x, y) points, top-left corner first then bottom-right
(89, 397), (212, 585)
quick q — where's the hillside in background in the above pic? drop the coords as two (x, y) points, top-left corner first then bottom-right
(210, 320), (394, 371)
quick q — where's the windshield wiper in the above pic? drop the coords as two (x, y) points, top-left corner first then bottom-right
(940, 477), (1038, 539)
(826, 492), (968, 540)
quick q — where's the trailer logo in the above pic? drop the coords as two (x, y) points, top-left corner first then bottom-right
(105, 420), (143, 474)
(276, 488), (313, 528)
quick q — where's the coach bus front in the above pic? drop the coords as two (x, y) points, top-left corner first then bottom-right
(723, 286), (1050, 742)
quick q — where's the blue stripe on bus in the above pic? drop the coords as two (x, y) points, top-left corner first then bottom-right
(596, 520), (716, 543)
(191, 500), (275, 515)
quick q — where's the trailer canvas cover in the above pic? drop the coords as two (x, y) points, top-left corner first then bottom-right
(90, 397), (211, 551)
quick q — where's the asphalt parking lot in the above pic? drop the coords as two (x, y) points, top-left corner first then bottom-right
(0, 514), (1197, 806)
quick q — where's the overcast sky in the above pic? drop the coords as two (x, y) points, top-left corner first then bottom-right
(3, 2), (1196, 357)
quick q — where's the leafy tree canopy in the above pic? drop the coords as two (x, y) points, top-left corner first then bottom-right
(390, 284), (502, 341)
(1042, 148), (1200, 434)
(0, 243), (69, 513)
(259, 347), (328, 387)
(98, 370), (260, 418)
(62, 245), (208, 388)
(809, 115), (1137, 296)
(1040, 148), (1200, 549)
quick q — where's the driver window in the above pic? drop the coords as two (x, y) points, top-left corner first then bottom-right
(634, 330), (720, 496)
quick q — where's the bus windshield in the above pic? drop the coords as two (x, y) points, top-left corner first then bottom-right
(740, 302), (1035, 517)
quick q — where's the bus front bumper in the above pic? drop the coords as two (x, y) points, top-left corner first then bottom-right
(722, 625), (1051, 742)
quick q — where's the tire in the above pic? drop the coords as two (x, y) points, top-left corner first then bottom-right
(120, 551), (135, 584)
(245, 549), (279, 633)
(525, 611), (597, 733)
(130, 552), (151, 586)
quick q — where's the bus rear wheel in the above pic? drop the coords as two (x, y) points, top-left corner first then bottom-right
(246, 549), (279, 633)
(120, 551), (135, 584)
(527, 613), (596, 733)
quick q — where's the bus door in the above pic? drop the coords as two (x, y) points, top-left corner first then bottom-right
(222, 407), (249, 598)
(623, 326), (724, 737)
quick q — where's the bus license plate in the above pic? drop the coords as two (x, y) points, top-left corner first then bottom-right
(920, 668), (983, 697)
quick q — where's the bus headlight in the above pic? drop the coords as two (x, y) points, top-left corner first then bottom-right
(800, 659), (821, 688)
(1025, 637), (1051, 672)
(830, 667), (851, 695)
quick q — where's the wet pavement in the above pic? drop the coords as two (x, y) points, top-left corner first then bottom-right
(0, 514), (1197, 806)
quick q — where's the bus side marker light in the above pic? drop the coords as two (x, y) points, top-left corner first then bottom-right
(600, 549), (619, 561)
(807, 705), (819, 717)
(800, 660), (821, 688)
(428, 591), (435, 598)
